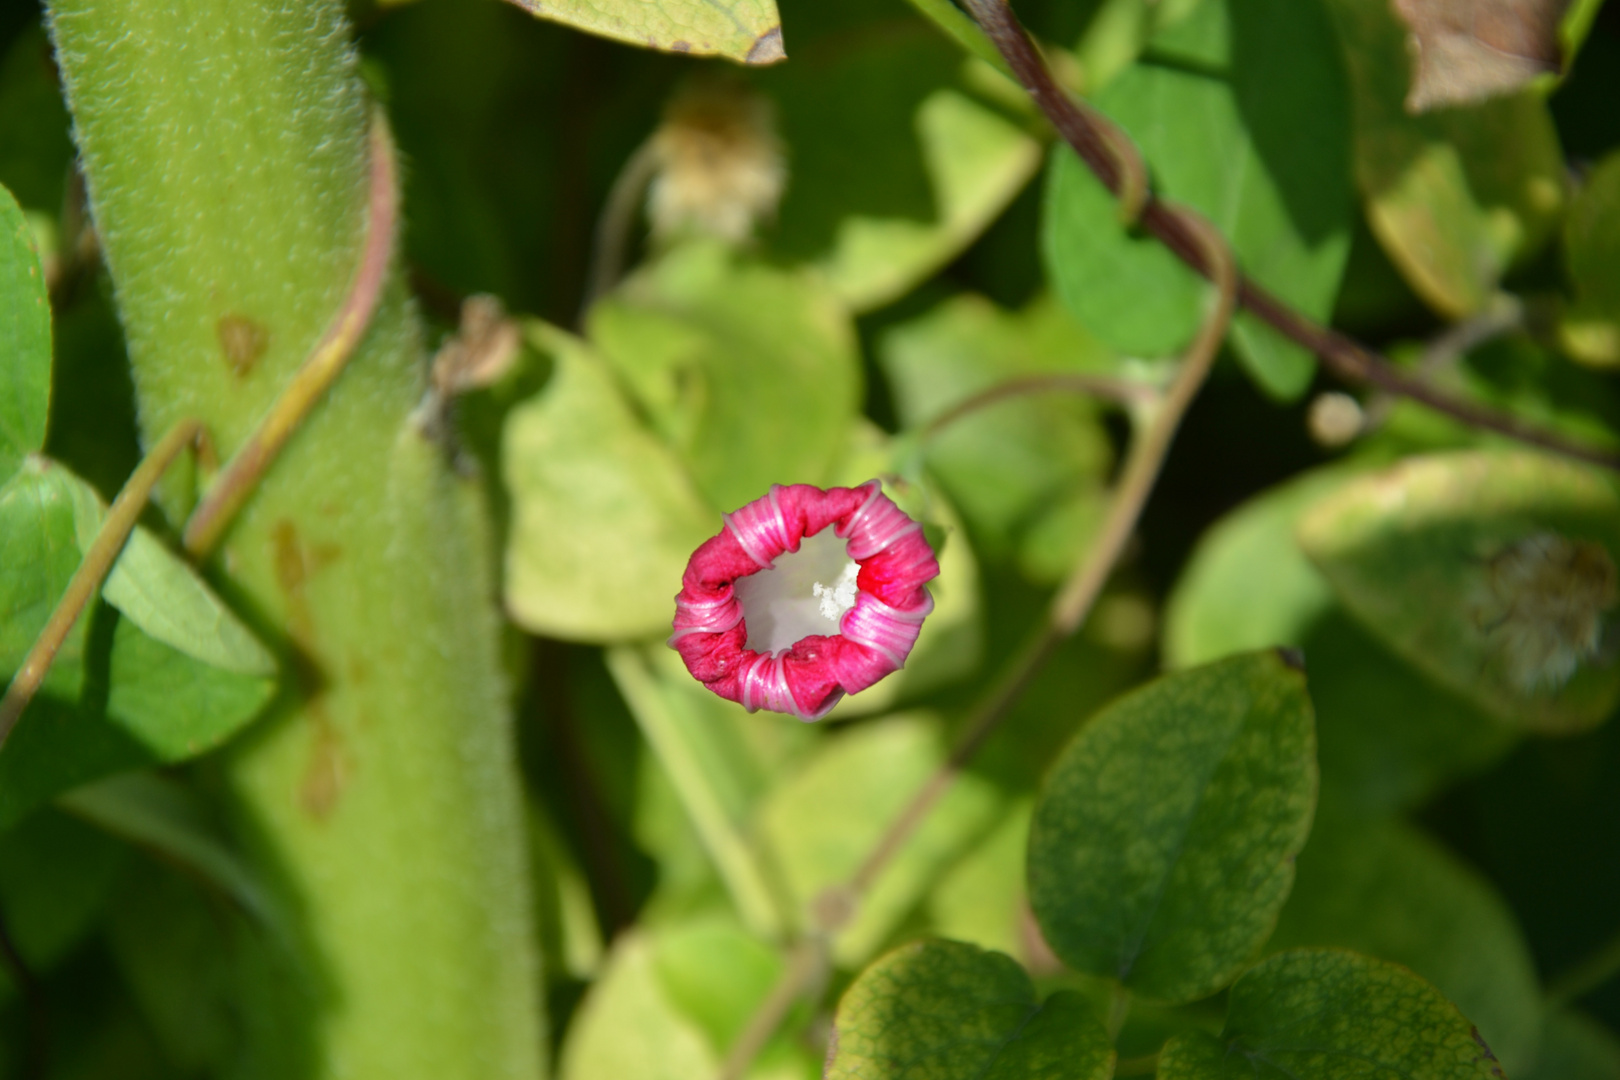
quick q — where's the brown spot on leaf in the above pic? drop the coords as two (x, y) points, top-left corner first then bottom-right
(670, 39), (692, 52)
(300, 714), (349, 819)
(1393, 0), (1569, 113)
(217, 313), (270, 377)
(1276, 646), (1307, 672)
(745, 25), (785, 65)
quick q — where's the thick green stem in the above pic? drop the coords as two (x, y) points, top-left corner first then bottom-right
(46, 2), (545, 1077)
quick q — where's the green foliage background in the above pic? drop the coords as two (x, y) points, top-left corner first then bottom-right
(1, 0), (1620, 1076)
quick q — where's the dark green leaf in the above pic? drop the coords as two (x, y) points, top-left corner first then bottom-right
(1043, 0), (1353, 399)
(1164, 464), (1516, 813)
(590, 242), (861, 514)
(1268, 814), (1542, 1073)
(0, 179), (50, 479)
(1299, 449), (1620, 733)
(1027, 651), (1316, 1003)
(1158, 949), (1508, 1079)
(1521, 1008), (1620, 1080)
(827, 939), (1114, 1080)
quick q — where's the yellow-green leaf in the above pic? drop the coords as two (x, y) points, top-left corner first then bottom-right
(500, 0), (784, 65)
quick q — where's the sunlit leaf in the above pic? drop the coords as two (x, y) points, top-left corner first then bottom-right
(1298, 449), (1620, 733)
(924, 800), (1032, 961)
(1268, 813), (1542, 1074)
(760, 30), (1040, 313)
(759, 713), (1003, 967)
(503, 322), (716, 642)
(498, 0), (785, 65)
(879, 294), (1114, 572)
(1028, 651), (1316, 1003)
(589, 242), (861, 514)
(1158, 949), (1506, 1079)
(1560, 151), (1620, 366)
(0, 180), (50, 480)
(1044, 0), (1353, 399)
(827, 939), (1114, 1080)
(559, 924), (812, 1080)
(1325, 0), (1564, 316)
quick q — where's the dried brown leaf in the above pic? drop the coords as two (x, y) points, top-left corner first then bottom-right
(1393, 0), (1571, 112)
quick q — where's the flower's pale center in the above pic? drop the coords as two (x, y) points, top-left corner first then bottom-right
(734, 527), (860, 654)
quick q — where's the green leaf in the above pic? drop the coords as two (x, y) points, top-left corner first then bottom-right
(1521, 1008), (1620, 1080)
(59, 771), (278, 928)
(559, 924), (813, 1080)
(590, 242), (861, 514)
(0, 179), (51, 479)
(0, 459), (276, 826)
(1560, 151), (1620, 366)
(0, 807), (129, 996)
(1268, 814), (1542, 1074)
(879, 294), (1114, 570)
(498, 0), (784, 64)
(827, 938), (1114, 1080)
(1027, 651), (1316, 1003)
(503, 321), (717, 642)
(1164, 465), (1516, 813)
(1298, 449), (1620, 734)
(925, 800), (1033, 961)
(1043, 0), (1353, 399)
(759, 713), (1003, 967)
(1158, 949), (1508, 1079)
(760, 30), (1040, 313)
(1323, 0), (1564, 317)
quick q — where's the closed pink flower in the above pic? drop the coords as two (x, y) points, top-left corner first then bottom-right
(669, 481), (940, 720)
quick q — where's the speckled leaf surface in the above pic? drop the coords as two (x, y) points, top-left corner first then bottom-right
(0, 181), (50, 480)
(499, 0), (784, 64)
(1324, 0), (1564, 317)
(1298, 449), (1620, 733)
(1043, 0), (1352, 400)
(1158, 949), (1507, 1079)
(1027, 651), (1316, 1004)
(503, 321), (717, 642)
(1164, 464), (1516, 814)
(589, 242), (861, 514)
(826, 939), (1113, 1080)
(1268, 814), (1541, 1074)
(1560, 151), (1620, 366)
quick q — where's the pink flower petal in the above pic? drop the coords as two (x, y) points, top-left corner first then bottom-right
(670, 481), (939, 720)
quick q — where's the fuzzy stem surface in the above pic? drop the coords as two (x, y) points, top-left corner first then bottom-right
(45, 1), (546, 1076)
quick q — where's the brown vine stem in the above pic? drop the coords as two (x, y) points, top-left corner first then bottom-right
(921, 371), (1157, 440)
(182, 105), (400, 558)
(717, 214), (1238, 1080)
(0, 419), (205, 749)
(958, 0), (1620, 474)
(581, 135), (659, 320)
